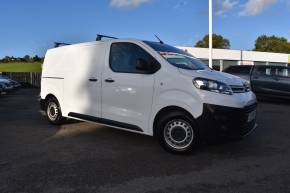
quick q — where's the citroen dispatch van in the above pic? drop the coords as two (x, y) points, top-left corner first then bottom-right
(40, 36), (257, 153)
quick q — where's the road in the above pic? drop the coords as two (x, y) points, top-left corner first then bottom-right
(1, 89), (290, 193)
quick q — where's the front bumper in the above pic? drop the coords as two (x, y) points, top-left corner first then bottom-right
(197, 103), (257, 140)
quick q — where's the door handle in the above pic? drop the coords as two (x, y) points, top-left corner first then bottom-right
(89, 78), (98, 82)
(105, 78), (115, 83)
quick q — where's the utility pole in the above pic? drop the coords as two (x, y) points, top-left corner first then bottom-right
(209, 0), (213, 69)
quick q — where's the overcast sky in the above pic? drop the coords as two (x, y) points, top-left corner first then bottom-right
(0, 0), (289, 57)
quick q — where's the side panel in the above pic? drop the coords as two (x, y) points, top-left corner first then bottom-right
(41, 49), (66, 108)
(62, 44), (105, 118)
(40, 78), (64, 108)
(149, 67), (204, 136)
(41, 49), (66, 79)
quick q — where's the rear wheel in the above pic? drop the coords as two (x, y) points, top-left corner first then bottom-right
(156, 111), (199, 154)
(46, 97), (63, 125)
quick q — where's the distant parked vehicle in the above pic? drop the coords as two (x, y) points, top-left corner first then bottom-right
(0, 83), (4, 94)
(224, 65), (290, 99)
(9, 80), (21, 88)
(0, 79), (14, 91)
(223, 65), (252, 82)
(0, 75), (9, 79)
(0, 81), (11, 92)
(0, 76), (21, 89)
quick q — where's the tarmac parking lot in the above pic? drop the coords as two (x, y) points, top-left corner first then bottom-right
(1, 88), (290, 193)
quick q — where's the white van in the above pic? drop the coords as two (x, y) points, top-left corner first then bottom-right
(40, 36), (257, 153)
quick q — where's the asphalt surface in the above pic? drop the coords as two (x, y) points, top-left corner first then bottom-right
(1, 88), (290, 193)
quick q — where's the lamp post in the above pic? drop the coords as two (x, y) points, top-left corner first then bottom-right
(209, 0), (213, 69)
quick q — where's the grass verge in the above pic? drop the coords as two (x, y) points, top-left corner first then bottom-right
(0, 62), (42, 72)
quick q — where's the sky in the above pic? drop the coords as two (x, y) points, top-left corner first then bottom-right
(0, 0), (289, 58)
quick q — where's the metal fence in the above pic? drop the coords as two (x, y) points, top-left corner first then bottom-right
(1, 72), (41, 87)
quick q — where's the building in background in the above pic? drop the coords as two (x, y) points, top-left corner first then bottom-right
(178, 47), (290, 71)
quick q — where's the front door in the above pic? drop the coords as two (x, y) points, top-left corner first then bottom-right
(270, 66), (290, 97)
(252, 65), (290, 97)
(251, 65), (277, 95)
(101, 42), (160, 133)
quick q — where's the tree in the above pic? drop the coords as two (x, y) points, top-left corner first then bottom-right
(2, 56), (11, 63)
(254, 35), (290, 54)
(33, 55), (41, 62)
(195, 34), (230, 49)
(24, 55), (31, 62)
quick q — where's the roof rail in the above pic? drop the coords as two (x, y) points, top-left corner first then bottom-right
(54, 42), (71, 48)
(96, 34), (118, 41)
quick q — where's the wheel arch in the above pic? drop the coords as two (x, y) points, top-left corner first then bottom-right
(45, 93), (57, 101)
(41, 93), (60, 111)
(153, 106), (197, 137)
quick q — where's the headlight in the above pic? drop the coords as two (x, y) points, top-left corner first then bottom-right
(193, 78), (233, 95)
(243, 81), (251, 92)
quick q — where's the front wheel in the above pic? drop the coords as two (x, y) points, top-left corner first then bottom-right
(157, 111), (199, 154)
(46, 97), (63, 125)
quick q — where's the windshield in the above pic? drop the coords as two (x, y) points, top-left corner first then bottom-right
(144, 41), (207, 70)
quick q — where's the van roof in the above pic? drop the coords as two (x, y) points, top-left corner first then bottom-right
(51, 38), (149, 49)
(51, 38), (168, 49)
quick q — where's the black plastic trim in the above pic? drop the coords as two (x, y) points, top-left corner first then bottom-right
(96, 34), (118, 41)
(88, 78), (98, 82)
(197, 103), (258, 140)
(54, 42), (71, 48)
(42, 77), (64, 79)
(68, 112), (143, 132)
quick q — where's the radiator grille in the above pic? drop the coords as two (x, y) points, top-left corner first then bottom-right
(230, 85), (248, 93)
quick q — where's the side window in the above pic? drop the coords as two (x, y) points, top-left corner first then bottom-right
(254, 66), (267, 75)
(264, 66), (288, 77)
(265, 67), (274, 76)
(109, 42), (160, 74)
(276, 67), (289, 78)
(256, 66), (290, 78)
(224, 66), (239, 73)
(239, 66), (252, 75)
(255, 66), (277, 76)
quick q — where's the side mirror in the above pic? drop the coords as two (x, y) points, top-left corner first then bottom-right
(136, 58), (149, 71)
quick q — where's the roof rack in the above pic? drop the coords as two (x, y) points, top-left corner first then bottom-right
(54, 42), (71, 48)
(96, 34), (118, 41)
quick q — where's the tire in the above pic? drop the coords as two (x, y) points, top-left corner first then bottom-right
(46, 97), (63, 125)
(156, 111), (199, 154)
